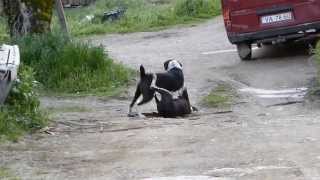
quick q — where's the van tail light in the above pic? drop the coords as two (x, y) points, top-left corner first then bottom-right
(223, 7), (232, 29)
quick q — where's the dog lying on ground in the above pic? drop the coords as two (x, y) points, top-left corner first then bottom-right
(151, 84), (192, 118)
(129, 59), (184, 116)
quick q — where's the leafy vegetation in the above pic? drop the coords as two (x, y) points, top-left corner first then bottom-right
(15, 33), (133, 95)
(54, 0), (221, 36)
(312, 41), (320, 98)
(0, 32), (132, 141)
(316, 42), (320, 86)
(0, 0), (220, 140)
(0, 66), (47, 141)
(202, 84), (235, 108)
(0, 167), (19, 180)
(0, 17), (9, 43)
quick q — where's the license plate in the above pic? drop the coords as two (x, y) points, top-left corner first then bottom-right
(261, 12), (293, 24)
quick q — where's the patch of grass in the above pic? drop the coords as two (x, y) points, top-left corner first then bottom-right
(0, 66), (47, 142)
(15, 33), (133, 95)
(316, 42), (320, 86)
(0, 20), (47, 141)
(0, 17), (9, 43)
(310, 41), (320, 98)
(202, 84), (235, 108)
(54, 0), (221, 36)
(0, 167), (19, 180)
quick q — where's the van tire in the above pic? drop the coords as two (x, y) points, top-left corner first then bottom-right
(237, 43), (252, 60)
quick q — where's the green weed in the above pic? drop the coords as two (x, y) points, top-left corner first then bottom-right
(55, 0), (221, 36)
(174, 0), (221, 18)
(311, 41), (320, 98)
(316, 42), (320, 86)
(0, 17), (9, 43)
(0, 167), (19, 180)
(0, 65), (47, 141)
(15, 33), (133, 95)
(202, 84), (235, 108)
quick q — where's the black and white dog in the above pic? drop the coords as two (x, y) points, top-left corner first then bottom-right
(129, 59), (184, 116)
(151, 85), (192, 118)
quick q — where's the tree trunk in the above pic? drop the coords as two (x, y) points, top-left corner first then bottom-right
(3, 0), (54, 37)
(0, 0), (3, 15)
(55, 0), (70, 39)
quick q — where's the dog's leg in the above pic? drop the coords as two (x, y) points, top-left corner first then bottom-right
(181, 88), (193, 113)
(154, 94), (160, 103)
(178, 86), (184, 96)
(150, 84), (173, 97)
(181, 87), (198, 112)
(151, 73), (157, 88)
(151, 86), (174, 117)
(150, 86), (174, 106)
(136, 106), (146, 118)
(129, 84), (141, 114)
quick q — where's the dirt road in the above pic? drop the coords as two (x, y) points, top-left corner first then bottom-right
(1, 16), (320, 180)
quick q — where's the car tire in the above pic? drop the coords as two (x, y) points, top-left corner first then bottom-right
(237, 43), (252, 61)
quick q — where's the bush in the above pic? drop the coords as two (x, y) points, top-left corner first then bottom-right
(316, 42), (320, 86)
(57, 0), (221, 36)
(0, 17), (9, 43)
(0, 65), (47, 141)
(15, 33), (132, 94)
(174, 0), (221, 18)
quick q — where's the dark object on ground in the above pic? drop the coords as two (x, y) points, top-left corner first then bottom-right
(129, 60), (184, 115)
(153, 86), (193, 118)
(142, 112), (162, 118)
(222, 0), (320, 60)
(102, 7), (126, 22)
(62, 0), (96, 8)
(266, 101), (303, 107)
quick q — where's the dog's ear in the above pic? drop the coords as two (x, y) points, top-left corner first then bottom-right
(164, 60), (171, 71)
(140, 65), (146, 77)
(178, 61), (183, 68)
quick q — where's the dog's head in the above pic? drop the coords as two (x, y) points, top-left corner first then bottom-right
(164, 59), (182, 71)
(137, 65), (156, 105)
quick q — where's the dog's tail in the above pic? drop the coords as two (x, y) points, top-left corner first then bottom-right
(140, 65), (146, 77)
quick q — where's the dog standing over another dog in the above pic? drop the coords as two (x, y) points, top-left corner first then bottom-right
(129, 59), (196, 117)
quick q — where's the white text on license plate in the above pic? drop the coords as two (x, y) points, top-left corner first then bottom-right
(261, 12), (293, 24)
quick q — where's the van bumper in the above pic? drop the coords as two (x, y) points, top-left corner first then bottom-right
(228, 21), (320, 44)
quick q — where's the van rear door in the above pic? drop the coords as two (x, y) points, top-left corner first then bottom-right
(223, 0), (320, 34)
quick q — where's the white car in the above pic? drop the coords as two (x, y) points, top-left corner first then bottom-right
(0, 44), (20, 104)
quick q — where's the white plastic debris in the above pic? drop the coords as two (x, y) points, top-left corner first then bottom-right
(0, 44), (20, 104)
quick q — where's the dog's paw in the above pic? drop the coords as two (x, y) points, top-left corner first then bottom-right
(128, 112), (139, 117)
(138, 113), (146, 118)
(128, 112), (146, 118)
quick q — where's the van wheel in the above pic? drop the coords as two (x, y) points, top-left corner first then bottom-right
(237, 43), (252, 61)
